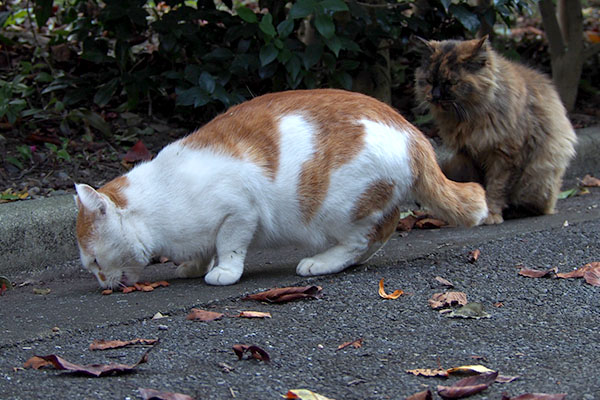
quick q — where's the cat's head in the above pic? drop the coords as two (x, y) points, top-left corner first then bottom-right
(74, 181), (147, 289)
(414, 36), (496, 121)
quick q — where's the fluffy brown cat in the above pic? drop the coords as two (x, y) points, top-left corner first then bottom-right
(414, 36), (577, 224)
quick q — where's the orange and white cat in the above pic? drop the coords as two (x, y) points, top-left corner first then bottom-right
(75, 89), (487, 288)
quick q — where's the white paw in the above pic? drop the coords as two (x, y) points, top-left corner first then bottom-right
(297, 257), (330, 276)
(176, 258), (214, 278)
(484, 212), (503, 225)
(204, 265), (242, 286)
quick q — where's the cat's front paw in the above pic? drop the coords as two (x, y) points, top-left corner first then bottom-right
(297, 257), (329, 276)
(176, 258), (214, 278)
(204, 265), (242, 286)
(484, 212), (503, 225)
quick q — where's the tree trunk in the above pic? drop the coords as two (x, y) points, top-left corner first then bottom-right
(539, 0), (584, 112)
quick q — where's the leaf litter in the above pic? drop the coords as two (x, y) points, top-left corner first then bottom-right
(89, 338), (158, 351)
(232, 344), (270, 362)
(428, 292), (468, 309)
(437, 371), (498, 399)
(242, 286), (322, 303)
(378, 278), (404, 299)
(336, 338), (363, 351)
(284, 389), (336, 400)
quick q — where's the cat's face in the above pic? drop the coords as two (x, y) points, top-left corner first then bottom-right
(414, 37), (493, 121)
(75, 183), (146, 289)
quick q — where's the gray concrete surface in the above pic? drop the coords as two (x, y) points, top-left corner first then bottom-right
(0, 125), (598, 279)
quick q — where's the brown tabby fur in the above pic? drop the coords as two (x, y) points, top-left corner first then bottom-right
(415, 37), (577, 224)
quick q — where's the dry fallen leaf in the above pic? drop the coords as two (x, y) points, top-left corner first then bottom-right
(406, 368), (449, 378)
(446, 303), (491, 319)
(437, 371), (497, 399)
(495, 374), (519, 383)
(284, 389), (336, 400)
(138, 388), (195, 400)
(428, 292), (468, 309)
(378, 278), (404, 299)
(581, 174), (600, 187)
(468, 249), (481, 263)
(89, 338), (158, 351)
(23, 350), (150, 377)
(237, 311), (272, 319)
(186, 309), (224, 322)
(232, 344), (270, 362)
(405, 390), (432, 400)
(446, 365), (495, 375)
(242, 286), (322, 303)
(123, 140), (153, 163)
(336, 338), (363, 351)
(415, 217), (447, 229)
(435, 276), (454, 287)
(584, 266), (600, 286)
(517, 266), (557, 278)
(501, 394), (566, 400)
(397, 214), (419, 231)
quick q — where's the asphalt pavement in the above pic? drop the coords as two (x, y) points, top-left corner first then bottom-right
(0, 126), (599, 400)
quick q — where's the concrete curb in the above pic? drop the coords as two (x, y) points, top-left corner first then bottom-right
(1, 126), (598, 279)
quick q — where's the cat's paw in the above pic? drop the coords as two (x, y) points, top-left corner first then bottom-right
(297, 257), (330, 276)
(204, 265), (242, 286)
(176, 258), (214, 278)
(484, 212), (503, 225)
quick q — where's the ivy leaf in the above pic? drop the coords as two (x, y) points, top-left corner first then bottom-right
(259, 13), (276, 38)
(236, 6), (257, 23)
(324, 35), (342, 57)
(320, 0), (349, 12)
(290, 0), (317, 19)
(198, 72), (216, 94)
(303, 42), (323, 69)
(314, 13), (335, 39)
(449, 4), (480, 32)
(259, 43), (278, 66)
(94, 78), (119, 107)
(277, 19), (295, 38)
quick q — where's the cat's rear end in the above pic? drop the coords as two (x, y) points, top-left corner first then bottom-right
(75, 89), (487, 288)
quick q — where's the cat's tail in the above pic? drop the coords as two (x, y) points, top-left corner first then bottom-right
(409, 132), (488, 227)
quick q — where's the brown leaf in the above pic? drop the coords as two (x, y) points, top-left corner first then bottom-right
(123, 140), (153, 163)
(232, 344), (270, 362)
(517, 266), (557, 278)
(23, 350), (149, 376)
(501, 394), (566, 400)
(336, 338), (363, 351)
(242, 286), (322, 303)
(101, 289), (113, 295)
(406, 368), (449, 378)
(405, 390), (432, 400)
(583, 265), (600, 286)
(468, 249), (481, 263)
(446, 365), (495, 375)
(428, 292), (468, 309)
(23, 356), (53, 370)
(435, 276), (454, 287)
(237, 311), (272, 318)
(556, 263), (595, 279)
(138, 388), (195, 400)
(581, 174), (600, 187)
(397, 215), (418, 231)
(186, 309), (224, 322)
(122, 287), (136, 294)
(284, 389), (335, 399)
(415, 217), (447, 229)
(437, 371), (498, 399)
(495, 374), (519, 383)
(378, 278), (404, 299)
(89, 338), (158, 351)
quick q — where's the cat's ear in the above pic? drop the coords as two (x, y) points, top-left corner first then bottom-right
(75, 183), (108, 215)
(465, 35), (489, 68)
(472, 35), (489, 54)
(411, 35), (435, 54)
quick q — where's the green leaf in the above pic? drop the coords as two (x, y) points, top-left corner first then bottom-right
(198, 72), (216, 94)
(259, 43), (278, 66)
(176, 87), (210, 108)
(314, 13), (335, 39)
(324, 35), (342, 57)
(303, 43), (323, 69)
(286, 55), (302, 81)
(320, 0), (349, 12)
(236, 6), (257, 23)
(203, 48), (234, 61)
(558, 188), (578, 199)
(449, 4), (480, 32)
(259, 13), (276, 38)
(290, 0), (317, 19)
(33, 0), (53, 27)
(6, 156), (23, 170)
(94, 78), (119, 107)
(440, 0), (452, 12)
(80, 110), (112, 136)
(334, 71), (352, 90)
(277, 19), (294, 38)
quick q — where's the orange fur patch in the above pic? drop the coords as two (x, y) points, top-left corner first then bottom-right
(353, 180), (395, 221)
(368, 206), (401, 244)
(76, 201), (95, 254)
(98, 175), (129, 209)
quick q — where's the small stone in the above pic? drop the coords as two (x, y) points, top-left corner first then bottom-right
(158, 324), (168, 330)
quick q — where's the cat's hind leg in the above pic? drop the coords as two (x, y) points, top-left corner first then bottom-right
(176, 256), (215, 278)
(204, 213), (258, 286)
(296, 208), (400, 277)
